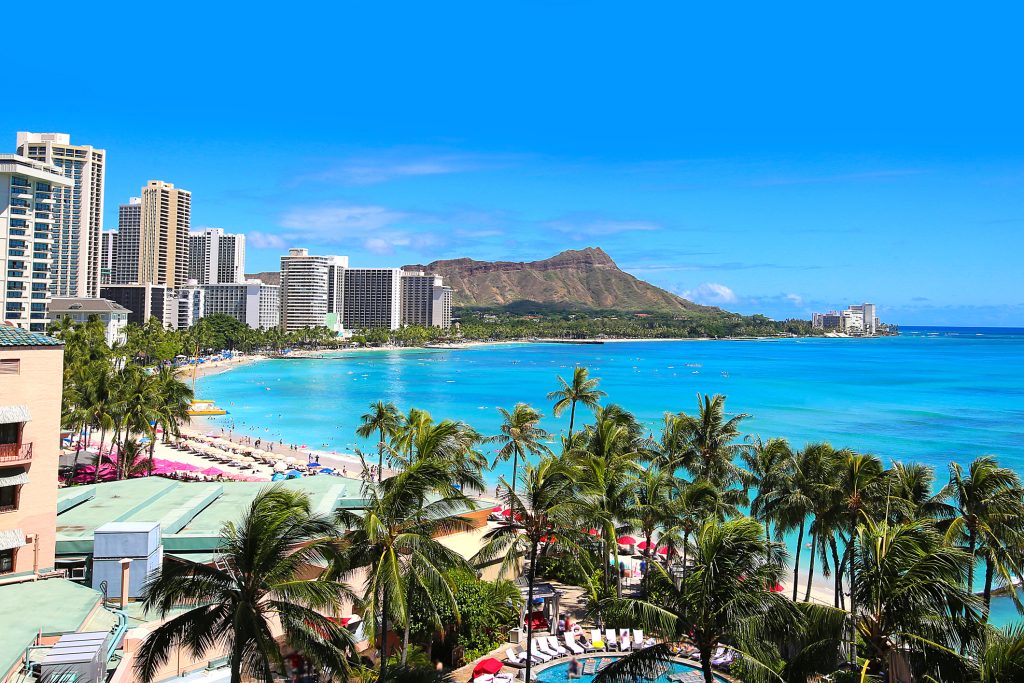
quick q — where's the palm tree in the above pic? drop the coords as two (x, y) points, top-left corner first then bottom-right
(942, 456), (1024, 620)
(474, 457), (585, 683)
(969, 624), (1024, 682)
(547, 366), (606, 439)
(334, 459), (474, 676)
(741, 436), (793, 539)
(625, 467), (678, 594)
(674, 394), (750, 489)
(356, 401), (404, 481)
(487, 403), (551, 496)
(852, 517), (980, 680)
(149, 366), (193, 467)
(596, 516), (799, 683)
(135, 487), (352, 683)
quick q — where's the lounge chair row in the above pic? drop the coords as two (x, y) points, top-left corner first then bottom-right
(503, 629), (656, 668)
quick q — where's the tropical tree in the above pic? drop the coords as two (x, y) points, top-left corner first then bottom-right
(334, 459), (475, 676)
(674, 394), (750, 489)
(942, 456), (1024, 620)
(135, 487), (352, 683)
(596, 516), (799, 683)
(546, 366), (606, 439)
(741, 435), (793, 539)
(487, 403), (551, 496)
(356, 401), (404, 481)
(474, 457), (585, 683)
(625, 467), (678, 594)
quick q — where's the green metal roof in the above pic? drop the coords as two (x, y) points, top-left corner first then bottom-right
(0, 326), (62, 347)
(56, 476), (365, 555)
(0, 578), (108, 675)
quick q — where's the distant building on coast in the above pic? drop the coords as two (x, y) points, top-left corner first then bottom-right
(278, 248), (454, 333)
(201, 280), (280, 329)
(813, 302), (880, 335)
(189, 227), (245, 284)
(0, 155), (73, 332)
(101, 283), (170, 327)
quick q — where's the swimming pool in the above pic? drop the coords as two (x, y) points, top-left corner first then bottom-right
(534, 656), (728, 683)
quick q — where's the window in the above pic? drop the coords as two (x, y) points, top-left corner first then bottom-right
(0, 484), (16, 511)
(0, 548), (13, 574)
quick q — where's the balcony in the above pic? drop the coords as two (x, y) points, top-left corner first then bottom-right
(0, 443), (32, 464)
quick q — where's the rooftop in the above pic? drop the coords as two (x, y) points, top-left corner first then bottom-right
(0, 325), (63, 347)
(49, 297), (130, 313)
(56, 476), (363, 558)
(0, 578), (113, 676)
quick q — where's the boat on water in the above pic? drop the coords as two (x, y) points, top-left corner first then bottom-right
(188, 399), (227, 416)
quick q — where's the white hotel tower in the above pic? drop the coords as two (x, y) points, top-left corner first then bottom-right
(1, 155), (73, 330)
(279, 248), (347, 332)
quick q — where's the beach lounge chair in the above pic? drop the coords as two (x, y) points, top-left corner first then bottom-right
(474, 676), (494, 683)
(620, 633), (633, 651)
(712, 649), (734, 668)
(633, 629), (656, 648)
(532, 638), (555, 660)
(564, 633), (585, 655)
(605, 628), (619, 650)
(545, 636), (568, 656)
(583, 659), (599, 675)
(494, 674), (515, 683)
(590, 629), (606, 651)
(504, 648), (528, 667)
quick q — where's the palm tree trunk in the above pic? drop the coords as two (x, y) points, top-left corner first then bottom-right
(682, 530), (689, 569)
(792, 520), (804, 602)
(377, 427), (385, 482)
(983, 557), (995, 622)
(804, 530), (817, 602)
(848, 514), (858, 668)
(95, 425), (108, 484)
(643, 532), (653, 596)
(699, 643), (714, 683)
(524, 539), (539, 683)
(967, 530), (977, 593)
(830, 537), (843, 609)
(511, 446), (520, 497)
(148, 437), (156, 477)
(568, 401), (577, 440)
(229, 648), (242, 683)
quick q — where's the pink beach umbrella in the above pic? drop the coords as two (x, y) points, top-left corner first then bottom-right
(201, 467), (224, 476)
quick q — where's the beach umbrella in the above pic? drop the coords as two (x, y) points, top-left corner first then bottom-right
(771, 583), (785, 593)
(319, 468), (334, 474)
(271, 473), (286, 481)
(491, 505), (502, 512)
(201, 467), (224, 476)
(307, 462), (321, 468)
(617, 536), (638, 546)
(274, 461), (287, 472)
(501, 509), (513, 517)
(657, 546), (671, 555)
(285, 456), (296, 465)
(473, 659), (503, 677)
(285, 469), (302, 479)
(637, 540), (657, 551)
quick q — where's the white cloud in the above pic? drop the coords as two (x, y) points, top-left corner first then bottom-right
(682, 282), (738, 304)
(280, 204), (407, 233)
(547, 217), (661, 237)
(785, 293), (803, 305)
(248, 231), (287, 249)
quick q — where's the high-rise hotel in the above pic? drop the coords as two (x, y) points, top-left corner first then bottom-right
(1, 155), (73, 331)
(113, 182), (191, 287)
(279, 249), (347, 332)
(189, 228), (245, 284)
(16, 133), (105, 298)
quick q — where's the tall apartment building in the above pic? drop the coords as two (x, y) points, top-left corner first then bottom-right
(172, 285), (205, 330)
(100, 231), (117, 285)
(0, 326), (64, 580)
(400, 271), (453, 328)
(1, 155), (73, 332)
(343, 268), (403, 331)
(189, 228), (245, 284)
(279, 249), (347, 332)
(201, 280), (280, 329)
(112, 198), (141, 284)
(16, 133), (105, 298)
(114, 183), (191, 287)
(812, 302), (880, 335)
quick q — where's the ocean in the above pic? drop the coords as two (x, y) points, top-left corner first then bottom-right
(197, 327), (1024, 624)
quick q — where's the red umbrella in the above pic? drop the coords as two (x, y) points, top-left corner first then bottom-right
(637, 540), (655, 550)
(771, 583), (785, 593)
(617, 536), (638, 545)
(586, 528), (600, 536)
(501, 509), (512, 517)
(657, 546), (671, 555)
(473, 658), (504, 677)
(491, 505), (502, 512)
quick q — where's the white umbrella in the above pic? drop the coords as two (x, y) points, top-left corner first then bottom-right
(285, 456), (296, 465)
(274, 461), (287, 472)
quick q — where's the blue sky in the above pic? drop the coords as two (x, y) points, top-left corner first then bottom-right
(5, 2), (1023, 325)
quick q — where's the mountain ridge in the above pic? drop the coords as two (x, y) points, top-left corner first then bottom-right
(404, 247), (714, 314)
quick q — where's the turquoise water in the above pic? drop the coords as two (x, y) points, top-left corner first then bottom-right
(199, 327), (1024, 624)
(536, 657), (727, 683)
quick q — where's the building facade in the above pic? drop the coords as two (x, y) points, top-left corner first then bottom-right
(343, 268), (403, 331)
(172, 285), (205, 330)
(113, 197), (141, 284)
(201, 280), (280, 329)
(279, 249), (347, 332)
(16, 133), (105, 298)
(812, 302), (879, 335)
(189, 228), (245, 284)
(48, 297), (130, 346)
(100, 230), (117, 285)
(1, 155), (73, 332)
(100, 283), (169, 326)
(138, 181), (191, 287)
(400, 271), (453, 328)
(0, 326), (64, 580)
